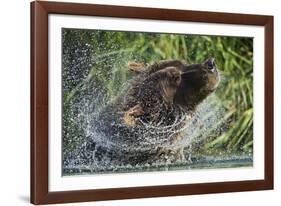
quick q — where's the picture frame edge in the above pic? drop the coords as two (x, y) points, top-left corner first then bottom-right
(30, 1), (274, 204)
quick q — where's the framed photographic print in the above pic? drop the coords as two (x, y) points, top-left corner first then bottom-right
(30, 1), (274, 204)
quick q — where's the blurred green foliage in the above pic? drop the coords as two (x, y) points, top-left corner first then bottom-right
(62, 29), (253, 154)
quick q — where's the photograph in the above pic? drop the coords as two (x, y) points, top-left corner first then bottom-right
(62, 28), (254, 175)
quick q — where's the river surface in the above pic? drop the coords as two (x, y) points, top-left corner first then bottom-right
(63, 155), (253, 176)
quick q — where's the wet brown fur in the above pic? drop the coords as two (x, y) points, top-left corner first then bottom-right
(92, 58), (220, 164)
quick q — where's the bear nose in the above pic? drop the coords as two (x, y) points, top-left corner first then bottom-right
(206, 58), (215, 72)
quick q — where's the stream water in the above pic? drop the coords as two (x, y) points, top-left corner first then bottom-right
(63, 155), (253, 175)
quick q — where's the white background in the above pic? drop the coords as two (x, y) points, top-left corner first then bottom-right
(0, 0), (280, 205)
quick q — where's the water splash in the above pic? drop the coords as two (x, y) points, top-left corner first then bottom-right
(62, 72), (240, 174)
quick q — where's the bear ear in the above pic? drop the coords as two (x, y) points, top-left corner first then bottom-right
(123, 104), (144, 127)
(127, 61), (146, 74)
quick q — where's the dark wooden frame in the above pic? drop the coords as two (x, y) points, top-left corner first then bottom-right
(31, 0), (274, 204)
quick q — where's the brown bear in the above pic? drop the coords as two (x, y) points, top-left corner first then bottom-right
(89, 58), (220, 166)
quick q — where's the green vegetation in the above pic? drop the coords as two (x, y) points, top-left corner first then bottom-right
(62, 29), (253, 155)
